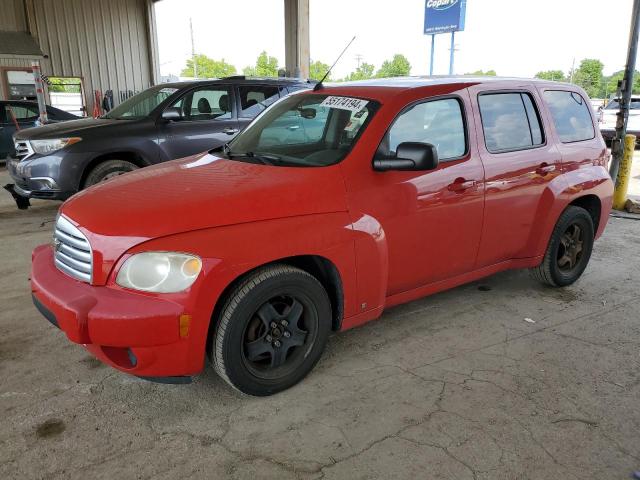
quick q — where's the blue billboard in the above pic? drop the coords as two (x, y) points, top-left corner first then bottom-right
(424, 0), (467, 35)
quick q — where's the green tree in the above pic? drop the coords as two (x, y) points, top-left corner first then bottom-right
(309, 60), (331, 81)
(465, 69), (497, 76)
(571, 59), (604, 98)
(243, 51), (279, 77)
(345, 62), (375, 81)
(602, 70), (640, 97)
(181, 54), (236, 78)
(534, 70), (566, 82)
(376, 54), (411, 78)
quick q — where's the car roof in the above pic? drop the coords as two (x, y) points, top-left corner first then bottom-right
(157, 76), (317, 89)
(329, 75), (567, 89)
(307, 75), (581, 103)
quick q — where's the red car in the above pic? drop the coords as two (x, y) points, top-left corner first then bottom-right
(31, 77), (613, 396)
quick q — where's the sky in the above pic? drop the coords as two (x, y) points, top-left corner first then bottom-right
(155, 0), (637, 80)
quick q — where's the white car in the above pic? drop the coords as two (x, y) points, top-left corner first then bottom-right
(599, 97), (640, 145)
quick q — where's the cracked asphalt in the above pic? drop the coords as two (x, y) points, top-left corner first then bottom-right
(1, 166), (639, 479)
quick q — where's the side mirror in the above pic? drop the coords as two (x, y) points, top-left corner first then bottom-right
(373, 142), (439, 172)
(299, 107), (317, 119)
(161, 107), (182, 122)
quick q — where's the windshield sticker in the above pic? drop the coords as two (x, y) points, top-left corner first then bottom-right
(159, 88), (178, 94)
(320, 96), (369, 112)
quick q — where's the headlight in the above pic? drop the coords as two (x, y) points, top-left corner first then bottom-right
(30, 137), (81, 155)
(116, 252), (202, 293)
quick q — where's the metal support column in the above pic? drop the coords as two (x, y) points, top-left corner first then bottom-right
(284, 0), (310, 78)
(429, 34), (435, 76)
(449, 32), (455, 75)
(610, 0), (640, 182)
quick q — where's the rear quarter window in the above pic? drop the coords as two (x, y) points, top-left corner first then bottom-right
(543, 90), (595, 143)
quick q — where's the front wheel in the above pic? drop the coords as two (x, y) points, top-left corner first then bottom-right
(529, 205), (595, 287)
(83, 160), (139, 188)
(211, 265), (331, 396)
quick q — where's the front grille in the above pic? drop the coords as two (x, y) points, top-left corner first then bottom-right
(14, 140), (33, 161)
(53, 216), (93, 283)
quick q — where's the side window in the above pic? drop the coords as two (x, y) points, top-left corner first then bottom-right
(7, 104), (39, 121)
(239, 85), (280, 118)
(381, 98), (466, 161)
(171, 86), (232, 121)
(543, 90), (595, 143)
(478, 92), (544, 153)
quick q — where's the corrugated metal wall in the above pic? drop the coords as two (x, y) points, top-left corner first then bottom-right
(0, 0), (26, 30)
(26, 0), (155, 113)
(0, 0), (157, 111)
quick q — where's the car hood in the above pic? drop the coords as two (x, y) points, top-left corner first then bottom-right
(61, 152), (348, 241)
(15, 117), (125, 139)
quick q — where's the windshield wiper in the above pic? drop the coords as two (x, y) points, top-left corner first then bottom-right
(227, 151), (272, 165)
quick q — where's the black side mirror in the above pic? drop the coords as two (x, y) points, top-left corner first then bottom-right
(373, 142), (439, 171)
(299, 107), (317, 119)
(161, 107), (182, 122)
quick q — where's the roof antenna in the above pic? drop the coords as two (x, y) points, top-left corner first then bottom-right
(313, 36), (356, 91)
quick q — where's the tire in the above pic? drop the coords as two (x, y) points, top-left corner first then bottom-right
(212, 264), (331, 396)
(83, 160), (139, 188)
(529, 205), (595, 287)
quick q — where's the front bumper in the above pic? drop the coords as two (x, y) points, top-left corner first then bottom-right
(30, 245), (198, 379)
(6, 152), (83, 200)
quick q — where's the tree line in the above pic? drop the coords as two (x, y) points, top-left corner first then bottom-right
(534, 59), (640, 99)
(181, 52), (412, 81)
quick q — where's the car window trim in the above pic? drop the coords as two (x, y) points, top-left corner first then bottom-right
(374, 94), (470, 164)
(477, 89), (548, 155)
(541, 89), (596, 144)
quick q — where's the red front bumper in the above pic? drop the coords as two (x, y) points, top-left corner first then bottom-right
(30, 245), (200, 379)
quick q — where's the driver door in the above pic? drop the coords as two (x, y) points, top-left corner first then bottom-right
(344, 92), (485, 296)
(157, 85), (239, 161)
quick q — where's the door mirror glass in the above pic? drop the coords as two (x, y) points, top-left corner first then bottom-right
(373, 142), (439, 171)
(161, 107), (182, 122)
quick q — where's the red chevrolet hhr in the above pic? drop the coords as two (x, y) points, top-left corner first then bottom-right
(31, 77), (613, 395)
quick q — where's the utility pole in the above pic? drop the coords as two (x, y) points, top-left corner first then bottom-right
(569, 58), (576, 83)
(190, 18), (197, 78)
(355, 54), (363, 69)
(610, 0), (640, 182)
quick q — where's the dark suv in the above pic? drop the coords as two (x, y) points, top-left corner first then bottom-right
(6, 77), (314, 204)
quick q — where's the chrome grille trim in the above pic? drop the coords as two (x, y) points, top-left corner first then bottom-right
(53, 215), (93, 283)
(14, 140), (33, 161)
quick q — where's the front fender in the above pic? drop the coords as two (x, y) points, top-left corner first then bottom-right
(525, 165), (613, 257)
(117, 212), (358, 372)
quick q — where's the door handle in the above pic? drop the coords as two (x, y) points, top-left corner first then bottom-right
(287, 125), (300, 130)
(222, 128), (239, 135)
(536, 163), (555, 175)
(447, 178), (477, 193)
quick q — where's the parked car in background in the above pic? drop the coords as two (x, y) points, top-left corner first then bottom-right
(598, 96), (640, 145)
(30, 77), (613, 395)
(6, 76), (314, 203)
(0, 100), (77, 159)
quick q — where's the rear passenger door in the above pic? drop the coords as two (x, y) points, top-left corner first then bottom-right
(157, 84), (239, 160)
(236, 84), (282, 131)
(469, 86), (562, 267)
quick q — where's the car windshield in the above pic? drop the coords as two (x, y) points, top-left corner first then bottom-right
(225, 93), (379, 167)
(104, 86), (178, 120)
(605, 99), (640, 110)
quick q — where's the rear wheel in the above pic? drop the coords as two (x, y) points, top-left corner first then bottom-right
(211, 265), (331, 396)
(529, 206), (594, 287)
(83, 160), (139, 188)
